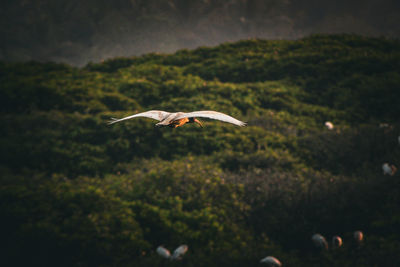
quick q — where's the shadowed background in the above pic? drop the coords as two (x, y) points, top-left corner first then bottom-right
(1, 0), (399, 65)
(1, 1), (400, 266)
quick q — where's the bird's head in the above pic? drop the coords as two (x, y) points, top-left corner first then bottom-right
(189, 117), (203, 128)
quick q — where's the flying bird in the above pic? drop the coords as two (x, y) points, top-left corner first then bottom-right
(108, 110), (246, 128)
(156, 245), (189, 260)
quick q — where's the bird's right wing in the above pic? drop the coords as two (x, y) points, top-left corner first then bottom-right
(176, 111), (247, 127)
(108, 110), (170, 125)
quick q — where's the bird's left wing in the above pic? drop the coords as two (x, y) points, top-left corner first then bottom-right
(175, 111), (246, 126)
(108, 110), (170, 125)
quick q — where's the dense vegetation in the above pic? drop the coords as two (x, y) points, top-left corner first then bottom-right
(1, 34), (400, 266)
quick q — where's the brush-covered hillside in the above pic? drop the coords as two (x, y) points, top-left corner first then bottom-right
(1, 34), (400, 267)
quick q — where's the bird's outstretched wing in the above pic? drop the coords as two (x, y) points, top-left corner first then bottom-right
(108, 110), (170, 125)
(176, 111), (246, 126)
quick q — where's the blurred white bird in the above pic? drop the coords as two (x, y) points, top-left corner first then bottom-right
(382, 163), (391, 175)
(156, 245), (189, 260)
(382, 163), (397, 176)
(398, 136), (400, 145)
(312, 233), (328, 250)
(156, 246), (171, 259)
(108, 110), (246, 128)
(325, 121), (334, 130)
(171, 244), (189, 260)
(353, 230), (363, 245)
(332, 235), (343, 249)
(260, 256), (282, 266)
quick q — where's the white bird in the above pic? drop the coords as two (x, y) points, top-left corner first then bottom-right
(383, 163), (392, 175)
(171, 244), (189, 260)
(353, 230), (363, 245)
(108, 110), (247, 128)
(260, 256), (282, 266)
(156, 246), (171, 259)
(332, 235), (343, 249)
(382, 163), (397, 176)
(312, 233), (328, 250)
(325, 121), (334, 130)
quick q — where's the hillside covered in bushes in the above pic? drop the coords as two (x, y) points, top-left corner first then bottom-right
(1, 34), (400, 266)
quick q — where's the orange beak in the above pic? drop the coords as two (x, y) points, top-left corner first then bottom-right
(194, 118), (203, 128)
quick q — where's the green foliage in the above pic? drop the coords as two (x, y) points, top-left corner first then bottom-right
(1, 35), (400, 266)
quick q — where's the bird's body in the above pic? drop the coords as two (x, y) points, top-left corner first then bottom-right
(108, 110), (246, 128)
(169, 117), (190, 128)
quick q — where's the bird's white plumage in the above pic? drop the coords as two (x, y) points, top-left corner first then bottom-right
(171, 244), (188, 260)
(382, 163), (392, 175)
(108, 110), (170, 125)
(108, 110), (246, 127)
(325, 121), (334, 130)
(155, 112), (186, 126)
(175, 110), (246, 126)
(156, 246), (171, 259)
